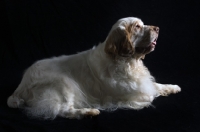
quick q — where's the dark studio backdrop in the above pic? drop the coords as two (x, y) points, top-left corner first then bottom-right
(1, 0), (200, 132)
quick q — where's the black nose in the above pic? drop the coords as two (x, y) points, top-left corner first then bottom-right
(153, 26), (159, 33)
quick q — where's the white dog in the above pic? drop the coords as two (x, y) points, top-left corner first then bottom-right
(7, 17), (181, 119)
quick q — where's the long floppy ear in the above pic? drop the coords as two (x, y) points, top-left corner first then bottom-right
(104, 26), (135, 58)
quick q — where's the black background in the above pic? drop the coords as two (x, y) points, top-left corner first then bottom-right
(1, 0), (200, 132)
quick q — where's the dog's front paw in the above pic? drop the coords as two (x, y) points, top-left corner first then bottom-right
(171, 85), (181, 94)
(159, 84), (181, 96)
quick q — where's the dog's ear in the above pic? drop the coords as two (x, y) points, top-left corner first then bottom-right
(105, 26), (135, 58)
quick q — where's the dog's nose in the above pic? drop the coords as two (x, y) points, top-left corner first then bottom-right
(153, 26), (159, 33)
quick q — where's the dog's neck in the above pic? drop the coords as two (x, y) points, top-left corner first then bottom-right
(99, 42), (146, 62)
(90, 42), (145, 69)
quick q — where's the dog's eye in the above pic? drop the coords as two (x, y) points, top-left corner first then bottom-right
(135, 25), (140, 29)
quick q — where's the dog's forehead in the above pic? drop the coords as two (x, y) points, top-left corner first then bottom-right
(115, 17), (144, 28)
(121, 17), (143, 23)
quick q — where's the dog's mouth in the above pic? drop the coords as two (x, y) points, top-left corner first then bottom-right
(135, 37), (158, 54)
(149, 37), (158, 48)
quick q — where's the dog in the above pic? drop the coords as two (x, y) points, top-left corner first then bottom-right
(7, 17), (181, 119)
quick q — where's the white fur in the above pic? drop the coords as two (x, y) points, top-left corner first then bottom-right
(7, 17), (181, 119)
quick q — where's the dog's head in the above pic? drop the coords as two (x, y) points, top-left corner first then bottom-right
(105, 17), (159, 59)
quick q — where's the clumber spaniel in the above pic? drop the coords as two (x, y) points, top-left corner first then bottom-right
(7, 17), (181, 119)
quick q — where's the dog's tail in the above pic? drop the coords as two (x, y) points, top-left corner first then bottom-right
(7, 94), (24, 108)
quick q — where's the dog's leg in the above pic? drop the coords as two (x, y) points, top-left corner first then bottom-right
(59, 106), (100, 119)
(58, 94), (100, 119)
(67, 107), (100, 119)
(154, 83), (181, 96)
